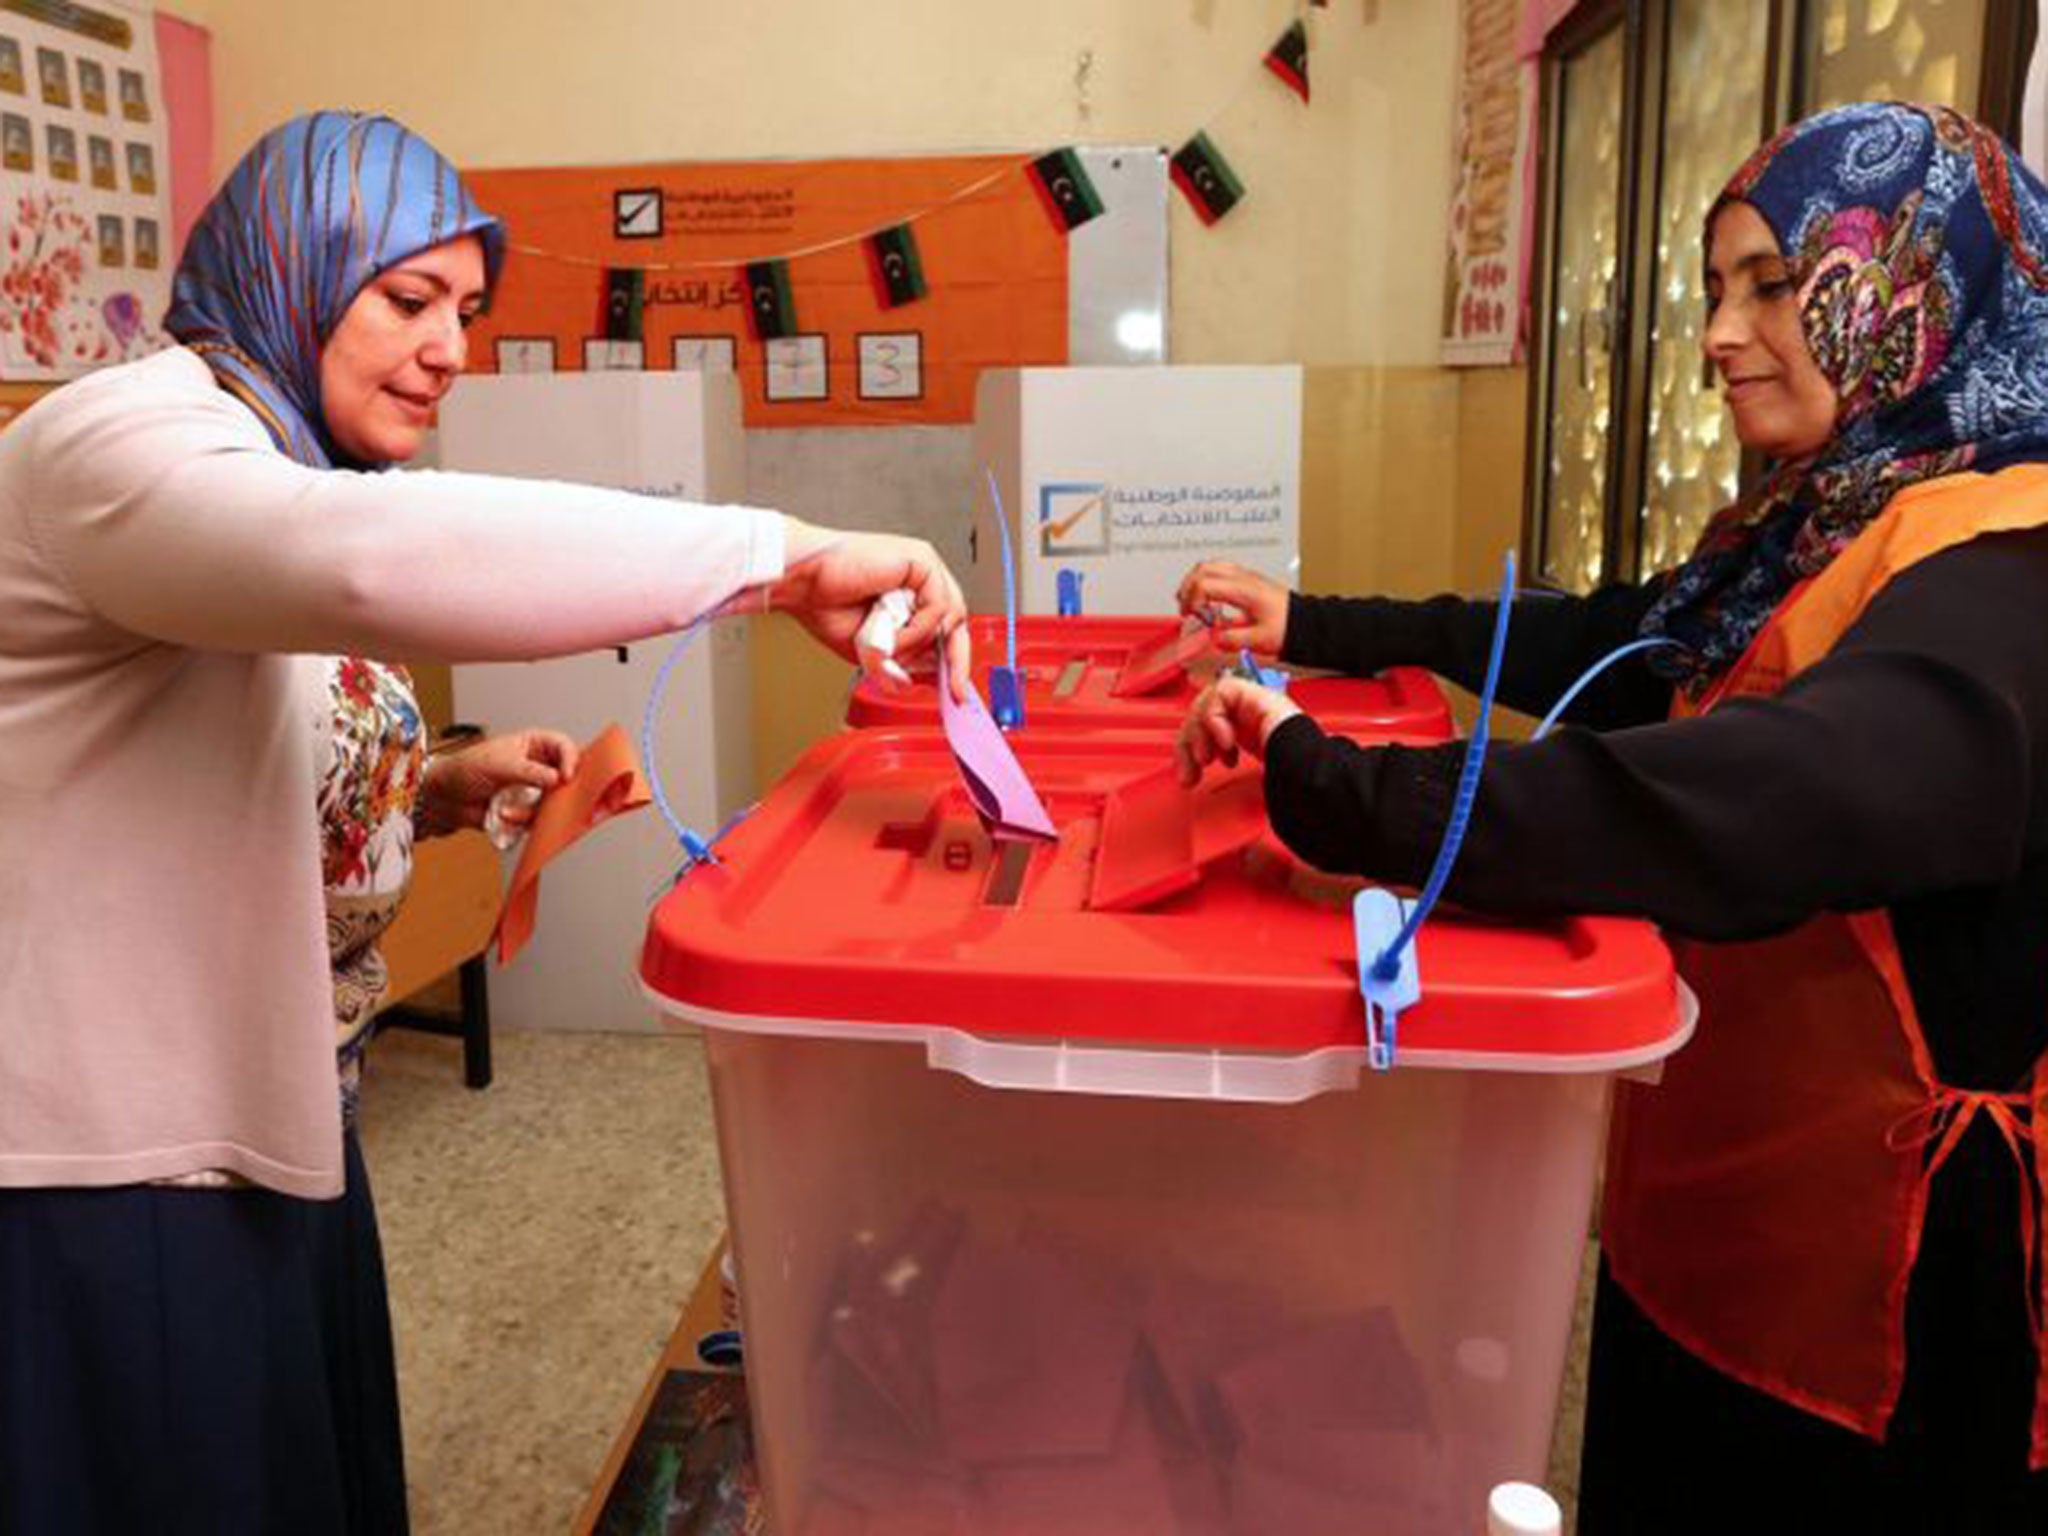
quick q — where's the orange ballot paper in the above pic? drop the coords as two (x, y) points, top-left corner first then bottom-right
(492, 723), (650, 965)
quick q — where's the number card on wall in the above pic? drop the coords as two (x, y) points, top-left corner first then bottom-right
(0, 0), (169, 379)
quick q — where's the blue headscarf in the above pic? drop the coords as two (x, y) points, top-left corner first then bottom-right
(164, 111), (506, 468)
(1641, 102), (2048, 693)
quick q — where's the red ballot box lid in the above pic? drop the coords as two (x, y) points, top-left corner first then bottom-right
(846, 615), (1455, 742)
(641, 728), (1687, 1073)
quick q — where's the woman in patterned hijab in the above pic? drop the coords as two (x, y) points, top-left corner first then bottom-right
(1641, 100), (2048, 687)
(1178, 99), (2048, 1530)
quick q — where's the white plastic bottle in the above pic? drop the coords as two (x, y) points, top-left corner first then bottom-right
(1487, 1481), (1564, 1536)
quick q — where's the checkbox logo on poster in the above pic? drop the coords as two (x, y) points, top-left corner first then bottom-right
(1039, 483), (1110, 556)
(612, 187), (661, 240)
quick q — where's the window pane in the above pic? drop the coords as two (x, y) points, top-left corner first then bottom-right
(1640, 0), (1770, 574)
(1539, 25), (1626, 592)
(1803, 0), (1984, 113)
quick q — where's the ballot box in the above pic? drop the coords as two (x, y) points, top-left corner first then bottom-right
(845, 613), (1455, 743)
(641, 728), (1692, 1535)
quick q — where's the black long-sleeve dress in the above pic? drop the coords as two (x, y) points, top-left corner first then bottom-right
(1259, 528), (2048, 1531)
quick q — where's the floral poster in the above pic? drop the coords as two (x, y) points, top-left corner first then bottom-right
(0, 0), (168, 379)
(1441, 0), (1530, 366)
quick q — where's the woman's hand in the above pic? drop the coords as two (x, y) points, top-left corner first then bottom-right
(1176, 560), (1292, 656)
(773, 519), (973, 699)
(417, 728), (579, 837)
(1175, 677), (1302, 788)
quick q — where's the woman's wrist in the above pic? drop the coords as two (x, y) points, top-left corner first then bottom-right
(1255, 693), (1305, 750)
(766, 515), (827, 613)
(411, 755), (457, 838)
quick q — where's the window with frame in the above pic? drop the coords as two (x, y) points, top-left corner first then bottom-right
(1524, 0), (2033, 592)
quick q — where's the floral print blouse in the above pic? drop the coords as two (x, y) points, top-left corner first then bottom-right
(319, 655), (425, 1126)
(159, 656), (423, 1188)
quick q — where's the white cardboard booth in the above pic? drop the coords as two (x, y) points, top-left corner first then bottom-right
(969, 365), (1302, 617)
(437, 371), (752, 1033)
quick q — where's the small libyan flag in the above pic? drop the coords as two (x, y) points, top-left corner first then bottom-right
(743, 259), (797, 341)
(1171, 132), (1245, 225)
(865, 223), (928, 308)
(1264, 20), (1309, 102)
(1026, 148), (1105, 233)
(603, 266), (643, 342)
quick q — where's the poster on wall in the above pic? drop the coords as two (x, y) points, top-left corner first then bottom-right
(0, 0), (168, 379)
(462, 154), (1071, 430)
(1440, 0), (1529, 366)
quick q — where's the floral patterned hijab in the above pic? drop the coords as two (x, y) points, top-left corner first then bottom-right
(163, 111), (505, 468)
(1642, 102), (2048, 692)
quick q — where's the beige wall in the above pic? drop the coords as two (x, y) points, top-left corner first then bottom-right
(172, 0), (1529, 766)
(171, 0), (1460, 368)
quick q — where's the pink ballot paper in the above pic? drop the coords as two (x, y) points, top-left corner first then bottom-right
(936, 649), (1058, 843)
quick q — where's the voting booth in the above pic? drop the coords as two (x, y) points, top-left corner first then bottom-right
(439, 371), (752, 1033)
(969, 365), (1303, 617)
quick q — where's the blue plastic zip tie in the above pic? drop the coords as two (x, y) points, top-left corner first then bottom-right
(1057, 568), (1085, 616)
(988, 667), (1025, 731)
(985, 466), (1023, 730)
(1532, 636), (1682, 741)
(1352, 889), (1418, 1071)
(1234, 647), (1289, 692)
(640, 615), (756, 896)
(1354, 549), (1517, 1070)
(646, 802), (758, 902)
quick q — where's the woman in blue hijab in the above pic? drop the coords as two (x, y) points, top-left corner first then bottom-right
(1178, 102), (2048, 1527)
(0, 111), (967, 1534)
(166, 110), (509, 467)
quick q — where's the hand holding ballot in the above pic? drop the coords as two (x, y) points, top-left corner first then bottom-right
(1176, 559), (1292, 656)
(1175, 675), (1301, 788)
(774, 520), (972, 700)
(415, 728), (580, 838)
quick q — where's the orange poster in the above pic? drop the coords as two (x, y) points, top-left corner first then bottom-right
(462, 154), (1069, 429)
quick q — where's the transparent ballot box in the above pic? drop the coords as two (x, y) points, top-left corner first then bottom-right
(642, 728), (1691, 1535)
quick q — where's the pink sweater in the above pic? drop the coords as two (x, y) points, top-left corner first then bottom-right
(0, 348), (784, 1197)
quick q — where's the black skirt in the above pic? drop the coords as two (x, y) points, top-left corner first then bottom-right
(1578, 1255), (2048, 1535)
(0, 1131), (407, 1535)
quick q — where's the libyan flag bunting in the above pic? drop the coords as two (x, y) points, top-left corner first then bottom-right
(1172, 132), (1245, 225)
(1264, 19), (1309, 102)
(865, 223), (928, 308)
(1025, 148), (1105, 232)
(604, 266), (643, 342)
(743, 259), (797, 341)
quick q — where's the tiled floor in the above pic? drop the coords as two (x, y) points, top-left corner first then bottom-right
(359, 1026), (727, 1536)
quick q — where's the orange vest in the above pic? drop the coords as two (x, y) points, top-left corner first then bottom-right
(1602, 464), (2048, 1465)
